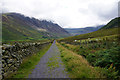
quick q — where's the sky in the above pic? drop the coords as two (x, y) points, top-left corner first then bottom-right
(1, 0), (119, 28)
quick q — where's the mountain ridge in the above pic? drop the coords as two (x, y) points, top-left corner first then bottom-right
(2, 13), (70, 41)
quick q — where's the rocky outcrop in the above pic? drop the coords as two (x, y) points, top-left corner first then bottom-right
(1, 41), (53, 78)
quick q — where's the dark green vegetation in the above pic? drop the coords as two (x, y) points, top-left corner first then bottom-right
(6, 41), (52, 78)
(65, 25), (103, 36)
(2, 13), (70, 41)
(57, 17), (120, 78)
(100, 17), (120, 29)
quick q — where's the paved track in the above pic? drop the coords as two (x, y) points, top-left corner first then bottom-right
(28, 40), (69, 78)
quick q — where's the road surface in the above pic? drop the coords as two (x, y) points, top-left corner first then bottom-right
(28, 40), (69, 78)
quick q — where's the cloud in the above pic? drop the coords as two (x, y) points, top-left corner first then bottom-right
(1, 0), (119, 28)
(88, 0), (118, 21)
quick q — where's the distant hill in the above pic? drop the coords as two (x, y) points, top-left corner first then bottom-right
(64, 25), (104, 36)
(2, 13), (70, 41)
(100, 17), (120, 29)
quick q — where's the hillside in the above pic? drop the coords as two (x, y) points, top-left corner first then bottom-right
(2, 13), (70, 41)
(59, 28), (119, 42)
(100, 17), (120, 29)
(59, 17), (120, 42)
(65, 25), (104, 36)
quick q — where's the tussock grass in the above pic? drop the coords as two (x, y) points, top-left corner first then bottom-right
(56, 42), (105, 78)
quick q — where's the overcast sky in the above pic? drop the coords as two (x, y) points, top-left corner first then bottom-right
(1, 0), (119, 28)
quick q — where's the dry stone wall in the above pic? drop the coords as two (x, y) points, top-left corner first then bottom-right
(1, 41), (53, 78)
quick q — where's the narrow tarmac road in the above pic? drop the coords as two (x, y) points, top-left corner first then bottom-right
(28, 40), (69, 78)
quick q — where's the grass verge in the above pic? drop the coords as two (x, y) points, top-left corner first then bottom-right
(47, 56), (59, 70)
(56, 42), (106, 78)
(8, 43), (52, 78)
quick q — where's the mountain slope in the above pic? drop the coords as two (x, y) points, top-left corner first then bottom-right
(65, 25), (104, 36)
(100, 17), (120, 29)
(2, 13), (70, 41)
(59, 17), (119, 42)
